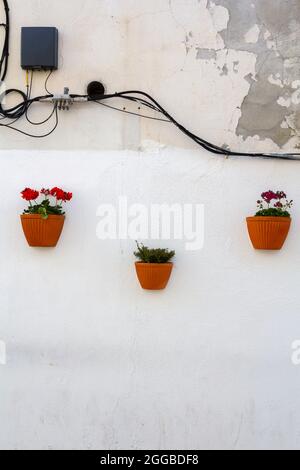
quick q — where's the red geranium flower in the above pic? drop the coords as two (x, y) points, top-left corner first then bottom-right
(50, 187), (59, 197)
(63, 192), (73, 202)
(50, 187), (72, 202)
(261, 190), (278, 204)
(21, 188), (39, 201)
(41, 188), (51, 196)
(50, 187), (64, 200)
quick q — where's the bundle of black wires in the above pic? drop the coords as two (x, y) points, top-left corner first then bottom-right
(0, 0), (8, 82)
(1, 0), (300, 159)
(92, 91), (300, 161)
(0, 0), (58, 137)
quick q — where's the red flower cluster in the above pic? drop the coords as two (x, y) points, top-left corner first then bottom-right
(21, 188), (39, 201)
(261, 191), (278, 204)
(256, 189), (293, 216)
(22, 187), (73, 202)
(21, 186), (73, 218)
(261, 190), (287, 204)
(50, 187), (73, 202)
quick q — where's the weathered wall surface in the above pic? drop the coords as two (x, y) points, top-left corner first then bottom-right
(0, 0), (300, 451)
(211, 0), (300, 147)
(2, 0), (300, 152)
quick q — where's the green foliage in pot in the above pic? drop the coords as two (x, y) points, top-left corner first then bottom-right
(134, 242), (175, 264)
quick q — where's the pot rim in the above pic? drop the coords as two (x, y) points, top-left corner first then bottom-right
(135, 262), (174, 267)
(246, 216), (291, 222)
(20, 214), (65, 219)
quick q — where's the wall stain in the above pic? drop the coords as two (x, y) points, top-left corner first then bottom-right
(196, 48), (217, 61)
(198, 0), (300, 147)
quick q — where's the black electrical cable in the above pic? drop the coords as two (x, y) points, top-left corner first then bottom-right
(1, 0), (300, 155)
(109, 92), (272, 156)
(0, 91), (50, 115)
(25, 71), (56, 125)
(0, 88), (28, 119)
(0, 0), (9, 82)
(91, 91), (300, 161)
(0, 104), (59, 138)
(0, 2), (54, 129)
(28, 70), (33, 98)
(118, 95), (162, 113)
(0, 92), (56, 132)
(93, 100), (170, 122)
(95, 92), (239, 156)
(26, 101), (58, 126)
(45, 70), (53, 95)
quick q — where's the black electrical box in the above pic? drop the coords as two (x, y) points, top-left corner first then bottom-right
(21, 27), (58, 71)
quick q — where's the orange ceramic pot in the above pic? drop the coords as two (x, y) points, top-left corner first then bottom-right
(135, 262), (173, 290)
(21, 214), (65, 247)
(246, 216), (291, 250)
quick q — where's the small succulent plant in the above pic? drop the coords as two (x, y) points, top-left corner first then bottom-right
(134, 242), (175, 264)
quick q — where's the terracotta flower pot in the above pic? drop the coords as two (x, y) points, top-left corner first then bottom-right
(21, 214), (65, 247)
(246, 216), (291, 250)
(135, 262), (173, 290)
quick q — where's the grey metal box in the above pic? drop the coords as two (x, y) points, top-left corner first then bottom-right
(21, 27), (58, 71)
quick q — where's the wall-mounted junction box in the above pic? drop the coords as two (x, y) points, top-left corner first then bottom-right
(21, 27), (58, 71)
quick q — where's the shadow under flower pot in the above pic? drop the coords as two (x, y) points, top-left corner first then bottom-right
(135, 262), (173, 290)
(21, 214), (65, 247)
(246, 216), (291, 250)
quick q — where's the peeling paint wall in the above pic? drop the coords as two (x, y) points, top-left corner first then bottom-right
(1, 0), (300, 451)
(2, 0), (300, 152)
(195, 0), (300, 148)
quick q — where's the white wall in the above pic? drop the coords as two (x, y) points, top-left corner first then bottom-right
(1, 0), (300, 451)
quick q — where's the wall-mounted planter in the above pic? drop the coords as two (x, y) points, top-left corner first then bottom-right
(21, 214), (65, 247)
(246, 216), (291, 250)
(135, 262), (173, 290)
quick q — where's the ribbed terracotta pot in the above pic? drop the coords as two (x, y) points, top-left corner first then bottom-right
(135, 262), (173, 290)
(21, 214), (65, 247)
(246, 216), (291, 250)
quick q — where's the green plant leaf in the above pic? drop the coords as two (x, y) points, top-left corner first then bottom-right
(255, 208), (290, 217)
(134, 241), (175, 264)
(38, 206), (48, 220)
